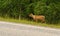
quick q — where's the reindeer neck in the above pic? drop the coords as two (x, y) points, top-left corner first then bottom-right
(31, 15), (35, 18)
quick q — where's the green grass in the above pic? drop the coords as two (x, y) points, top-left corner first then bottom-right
(0, 17), (60, 28)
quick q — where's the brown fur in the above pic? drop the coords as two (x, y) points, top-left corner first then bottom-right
(29, 13), (45, 23)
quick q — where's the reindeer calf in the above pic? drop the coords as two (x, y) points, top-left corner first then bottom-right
(29, 13), (45, 23)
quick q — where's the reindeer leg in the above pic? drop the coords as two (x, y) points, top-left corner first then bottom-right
(36, 19), (37, 22)
(42, 20), (45, 23)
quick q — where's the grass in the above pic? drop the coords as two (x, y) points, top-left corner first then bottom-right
(0, 17), (60, 28)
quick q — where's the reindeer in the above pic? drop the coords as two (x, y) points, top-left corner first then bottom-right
(29, 13), (45, 23)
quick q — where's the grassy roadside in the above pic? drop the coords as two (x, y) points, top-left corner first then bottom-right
(0, 17), (60, 28)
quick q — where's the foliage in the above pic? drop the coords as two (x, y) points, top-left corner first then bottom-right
(0, 0), (60, 24)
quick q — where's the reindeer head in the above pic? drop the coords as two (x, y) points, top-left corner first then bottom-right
(29, 13), (33, 17)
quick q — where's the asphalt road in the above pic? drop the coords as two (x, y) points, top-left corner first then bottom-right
(0, 21), (60, 36)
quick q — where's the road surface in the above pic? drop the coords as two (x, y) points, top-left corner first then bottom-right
(0, 21), (60, 36)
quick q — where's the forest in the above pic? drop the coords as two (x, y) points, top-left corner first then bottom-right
(0, 0), (60, 24)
